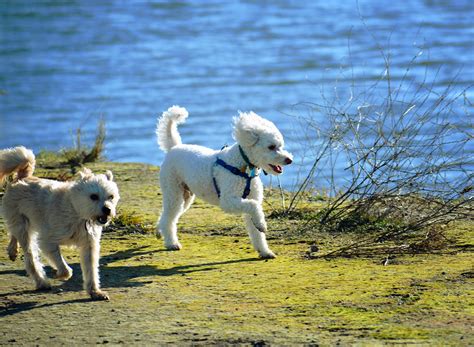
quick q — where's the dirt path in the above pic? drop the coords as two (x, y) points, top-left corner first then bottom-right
(1, 162), (473, 345)
(1, 231), (473, 345)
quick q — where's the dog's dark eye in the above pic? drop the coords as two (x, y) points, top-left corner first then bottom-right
(90, 194), (99, 201)
(268, 145), (276, 151)
(108, 195), (114, 200)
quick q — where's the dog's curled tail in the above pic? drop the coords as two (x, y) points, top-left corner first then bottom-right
(0, 146), (36, 183)
(156, 105), (189, 152)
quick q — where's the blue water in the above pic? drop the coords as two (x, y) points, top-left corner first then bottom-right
(1, 1), (473, 188)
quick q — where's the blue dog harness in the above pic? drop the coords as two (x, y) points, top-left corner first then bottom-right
(213, 146), (259, 199)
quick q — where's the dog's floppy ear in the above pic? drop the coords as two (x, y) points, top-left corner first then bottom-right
(233, 112), (260, 147)
(240, 129), (259, 147)
(79, 167), (93, 180)
(105, 170), (114, 181)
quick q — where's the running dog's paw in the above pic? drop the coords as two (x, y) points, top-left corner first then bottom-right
(36, 280), (52, 291)
(54, 267), (73, 281)
(90, 290), (110, 301)
(165, 242), (182, 251)
(259, 250), (276, 259)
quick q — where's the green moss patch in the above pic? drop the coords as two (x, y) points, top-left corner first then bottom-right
(0, 161), (472, 345)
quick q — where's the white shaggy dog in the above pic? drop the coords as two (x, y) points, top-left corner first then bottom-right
(156, 106), (293, 258)
(0, 146), (120, 300)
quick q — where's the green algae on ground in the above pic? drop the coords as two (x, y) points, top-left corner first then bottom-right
(0, 161), (473, 345)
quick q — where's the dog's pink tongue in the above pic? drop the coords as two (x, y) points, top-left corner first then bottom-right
(270, 164), (283, 174)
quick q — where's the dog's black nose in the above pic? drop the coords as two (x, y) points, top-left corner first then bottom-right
(285, 157), (293, 165)
(102, 206), (111, 216)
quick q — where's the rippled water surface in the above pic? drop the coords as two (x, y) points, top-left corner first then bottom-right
(1, 1), (473, 187)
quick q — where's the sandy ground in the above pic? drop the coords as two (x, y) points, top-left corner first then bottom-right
(1, 162), (473, 345)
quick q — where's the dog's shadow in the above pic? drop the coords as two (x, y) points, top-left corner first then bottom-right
(99, 246), (261, 289)
(0, 246), (260, 317)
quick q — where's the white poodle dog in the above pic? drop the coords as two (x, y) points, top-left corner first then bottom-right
(0, 146), (120, 300)
(156, 106), (293, 258)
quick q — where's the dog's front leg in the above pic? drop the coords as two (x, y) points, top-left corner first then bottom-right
(243, 214), (276, 259)
(220, 196), (266, 230)
(80, 238), (109, 301)
(220, 197), (275, 258)
(41, 243), (73, 280)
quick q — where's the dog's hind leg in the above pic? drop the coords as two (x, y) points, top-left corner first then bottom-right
(10, 219), (51, 290)
(7, 235), (19, 261)
(182, 183), (195, 214)
(243, 214), (276, 259)
(41, 242), (73, 281)
(157, 178), (185, 250)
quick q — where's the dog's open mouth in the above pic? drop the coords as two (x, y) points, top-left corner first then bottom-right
(268, 164), (283, 174)
(97, 215), (108, 225)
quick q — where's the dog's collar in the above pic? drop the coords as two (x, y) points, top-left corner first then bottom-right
(238, 145), (256, 171)
(239, 145), (268, 176)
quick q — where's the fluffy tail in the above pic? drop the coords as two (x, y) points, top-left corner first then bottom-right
(0, 146), (36, 183)
(156, 105), (189, 152)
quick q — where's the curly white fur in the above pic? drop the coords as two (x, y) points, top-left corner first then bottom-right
(0, 147), (120, 300)
(156, 107), (293, 258)
(156, 105), (189, 152)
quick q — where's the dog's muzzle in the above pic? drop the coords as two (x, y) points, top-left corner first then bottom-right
(96, 215), (109, 225)
(97, 206), (112, 225)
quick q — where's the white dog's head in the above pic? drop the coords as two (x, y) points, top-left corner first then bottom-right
(233, 112), (293, 175)
(69, 168), (120, 226)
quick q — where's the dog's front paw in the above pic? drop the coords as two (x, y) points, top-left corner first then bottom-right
(165, 242), (182, 251)
(54, 267), (73, 281)
(36, 280), (52, 291)
(259, 250), (276, 259)
(90, 290), (110, 301)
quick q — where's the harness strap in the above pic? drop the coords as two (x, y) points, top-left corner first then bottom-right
(212, 176), (221, 198)
(213, 158), (257, 199)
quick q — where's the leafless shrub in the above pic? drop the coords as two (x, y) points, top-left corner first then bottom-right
(63, 119), (106, 167)
(284, 47), (473, 257)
